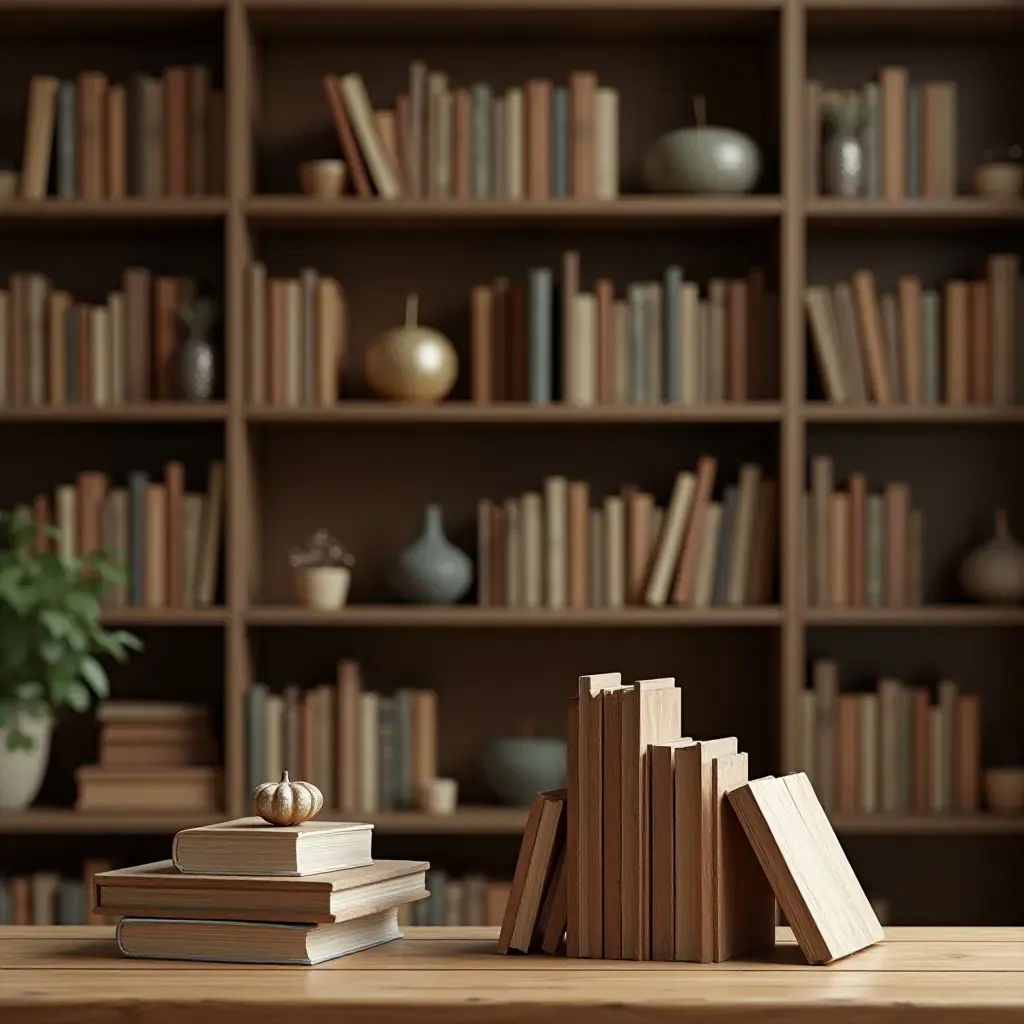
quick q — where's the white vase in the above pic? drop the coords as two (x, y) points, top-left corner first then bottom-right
(294, 565), (352, 610)
(0, 711), (53, 811)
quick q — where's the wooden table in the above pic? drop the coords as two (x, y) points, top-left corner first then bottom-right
(1, 925), (1022, 1023)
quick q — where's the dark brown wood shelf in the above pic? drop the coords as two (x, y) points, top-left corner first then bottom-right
(99, 609), (230, 626)
(0, 403), (228, 423)
(246, 606), (783, 627)
(802, 403), (1024, 424)
(0, 198), (227, 224)
(804, 607), (1024, 627)
(805, 197), (1024, 227)
(830, 813), (1024, 837)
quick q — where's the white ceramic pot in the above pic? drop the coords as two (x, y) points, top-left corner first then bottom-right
(0, 710), (53, 810)
(295, 565), (352, 610)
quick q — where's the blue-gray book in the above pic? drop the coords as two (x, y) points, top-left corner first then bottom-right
(470, 83), (492, 199)
(551, 86), (569, 198)
(712, 486), (740, 606)
(56, 80), (76, 199)
(664, 265), (683, 403)
(527, 267), (553, 403)
(127, 471), (149, 606)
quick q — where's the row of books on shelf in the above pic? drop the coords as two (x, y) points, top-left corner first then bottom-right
(21, 68), (224, 201)
(323, 67), (619, 202)
(470, 261), (774, 405)
(806, 72), (957, 199)
(478, 461), (776, 609)
(804, 459), (922, 609)
(245, 661), (439, 814)
(0, 269), (207, 408)
(14, 459), (224, 610)
(800, 661), (981, 815)
(806, 257), (1023, 407)
(75, 701), (220, 814)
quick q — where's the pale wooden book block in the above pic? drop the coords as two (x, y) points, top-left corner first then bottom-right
(727, 773), (884, 965)
(650, 738), (694, 961)
(711, 752), (775, 962)
(576, 672), (622, 958)
(674, 736), (738, 963)
(601, 684), (631, 958)
(621, 678), (681, 961)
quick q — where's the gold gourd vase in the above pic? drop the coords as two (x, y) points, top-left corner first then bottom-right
(364, 293), (458, 402)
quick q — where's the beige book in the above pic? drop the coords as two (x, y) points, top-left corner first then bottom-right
(680, 281), (701, 405)
(503, 497), (521, 608)
(921, 82), (957, 198)
(76, 766), (218, 813)
(504, 86), (524, 200)
(107, 291), (126, 405)
(804, 286), (846, 402)
(283, 278), (302, 407)
(55, 484), (76, 558)
(645, 470), (697, 606)
(20, 75), (60, 200)
(594, 86), (619, 200)
(603, 494), (626, 608)
(726, 463), (762, 605)
(832, 282), (869, 403)
(89, 305), (110, 407)
(520, 491), (543, 608)
(543, 475), (568, 608)
(692, 501), (722, 607)
(611, 299), (629, 404)
(727, 773), (884, 965)
(570, 292), (598, 406)
(358, 691), (379, 812)
(879, 66), (909, 200)
(708, 279), (727, 401)
(858, 692), (879, 814)
(338, 74), (402, 198)
(144, 483), (168, 607)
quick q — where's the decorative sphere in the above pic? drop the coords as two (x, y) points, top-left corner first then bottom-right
(365, 324), (459, 402)
(643, 126), (762, 195)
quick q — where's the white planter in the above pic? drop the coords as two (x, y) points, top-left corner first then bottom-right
(295, 566), (352, 611)
(0, 711), (53, 811)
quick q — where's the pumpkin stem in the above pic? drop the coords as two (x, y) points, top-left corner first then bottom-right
(281, 770), (290, 783)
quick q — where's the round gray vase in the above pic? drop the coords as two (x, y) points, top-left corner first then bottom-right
(390, 503), (473, 605)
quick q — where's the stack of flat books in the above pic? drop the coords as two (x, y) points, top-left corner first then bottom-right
(93, 816), (429, 965)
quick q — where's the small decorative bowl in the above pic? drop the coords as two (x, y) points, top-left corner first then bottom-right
(299, 159), (347, 199)
(481, 737), (567, 806)
(643, 126), (762, 195)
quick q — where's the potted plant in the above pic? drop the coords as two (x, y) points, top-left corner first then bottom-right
(0, 509), (143, 810)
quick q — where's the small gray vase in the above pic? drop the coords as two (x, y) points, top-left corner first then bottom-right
(180, 336), (216, 401)
(390, 504), (473, 605)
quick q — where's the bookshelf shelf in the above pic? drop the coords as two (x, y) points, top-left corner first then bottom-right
(802, 404), (1024, 425)
(100, 609), (230, 626)
(246, 606), (783, 628)
(0, 403), (228, 424)
(246, 402), (784, 426)
(804, 198), (1024, 228)
(830, 814), (1024, 837)
(244, 196), (784, 230)
(804, 607), (1024, 627)
(0, 199), (227, 225)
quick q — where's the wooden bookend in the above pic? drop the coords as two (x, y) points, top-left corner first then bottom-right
(497, 789), (566, 954)
(727, 773), (885, 965)
(673, 736), (738, 963)
(711, 751), (775, 962)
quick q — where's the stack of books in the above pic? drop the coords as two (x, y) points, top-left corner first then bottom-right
(94, 816), (429, 965)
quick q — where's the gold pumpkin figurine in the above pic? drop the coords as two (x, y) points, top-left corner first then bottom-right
(250, 770), (324, 826)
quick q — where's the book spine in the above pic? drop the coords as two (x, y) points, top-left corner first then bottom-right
(56, 79), (76, 199)
(470, 83), (492, 199)
(664, 266), (682, 403)
(551, 86), (569, 199)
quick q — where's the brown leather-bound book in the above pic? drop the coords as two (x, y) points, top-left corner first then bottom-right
(162, 67), (190, 197)
(911, 687), (931, 812)
(267, 278), (287, 407)
(77, 72), (108, 200)
(164, 460), (185, 607)
(879, 67), (909, 200)
(747, 478), (777, 604)
(490, 277), (508, 401)
(954, 694), (981, 812)
(594, 278), (614, 404)
(145, 482), (168, 608)
(506, 282), (526, 402)
(75, 302), (92, 405)
(921, 82), (957, 198)
(408, 61), (427, 199)
(850, 270), (892, 404)
(451, 88), (471, 199)
(671, 455), (717, 605)
(525, 79), (552, 200)
(316, 276), (343, 406)
(188, 65), (209, 195)
(883, 482), (910, 607)
(47, 290), (70, 406)
(153, 277), (179, 399)
(76, 470), (108, 559)
(836, 694), (860, 813)
(470, 285), (493, 402)
(569, 71), (597, 199)
(897, 275), (923, 404)
(410, 689), (437, 807)
(566, 481), (590, 609)
(848, 472), (867, 606)
(828, 491), (850, 606)
(625, 489), (654, 605)
(987, 253), (1020, 406)
(969, 280), (990, 405)
(322, 73), (371, 198)
(943, 279), (969, 406)
(122, 267), (152, 402)
(106, 84), (127, 199)
(727, 278), (748, 400)
(19, 75), (59, 200)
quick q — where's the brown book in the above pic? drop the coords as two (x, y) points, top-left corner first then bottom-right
(944, 279), (970, 406)
(19, 75), (60, 200)
(566, 481), (590, 609)
(625, 489), (654, 605)
(726, 278), (748, 400)
(883, 482), (911, 607)
(879, 66), (909, 200)
(955, 694), (981, 812)
(123, 267), (152, 402)
(538, 847), (568, 953)
(322, 73), (372, 198)
(162, 66), (190, 197)
(565, 697), (580, 956)
(106, 84), (127, 199)
(595, 278), (614, 403)
(74, 302), (92, 403)
(83, 859), (115, 925)
(601, 685), (628, 958)
(188, 65), (210, 195)
(850, 270), (892, 404)
(47, 290), (70, 405)
(144, 482), (168, 607)
(408, 61), (427, 199)
(164, 460), (185, 606)
(848, 473), (867, 606)
(911, 687), (931, 812)
(828, 491), (850, 606)
(96, 859), (427, 924)
(373, 108), (402, 191)
(76, 470), (108, 560)
(988, 253), (1020, 406)
(897, 276), (923, 404)
(506, 282), (526, 401)
(969, 280), (990, 405)
(569, 71), (597, 199)
(451, 87), (471, 200)
(334, 659), (361, 811)
(267, 278), (287, 406)
(470, 285), (493, 402)
(921, 82), (957, 199)
(76, 765), (219, 813)
(153, 276), (182, 399)
(77, 71), (108, 201)
(671, 455), (717, 605)
(525, 79), (552, 200)
(32, 493), (52, 555)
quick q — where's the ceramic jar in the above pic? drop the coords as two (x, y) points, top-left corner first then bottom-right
(959, 509), (1024, 604)
(390, 504), (473, 605)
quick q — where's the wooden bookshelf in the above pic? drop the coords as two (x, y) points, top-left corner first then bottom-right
(0, 0), (1023, 927)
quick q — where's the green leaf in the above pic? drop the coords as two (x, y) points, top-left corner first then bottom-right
(79, 656), (109, 699)
(15, 682), (43, 700)
(64, 681), (92, 712)
(39, 609), (74, 639)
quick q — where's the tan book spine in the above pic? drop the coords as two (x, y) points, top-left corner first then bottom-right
(897, 275), (924, 404)
(944, 279), (969, 406)
(89, 304), (110, 407)
(267, 278), (286, 406)
(970, 279), (990, 405)
(543, 476), (567, 609)
(299, 267), (318, 406)
(136, 74), (164, 197)
(162, 66), (190, 197)
(502, 496), (520, 607)
(373, 108), (402, 190)
(19, 75), (60, 200)
(47, 290), (70, 406)
(921, 82), (957, 199)
(180, 492), (203, 607)
(489, 502), (504, 607)
(283, 278), (302, 407)
(879, 66), (909, 200)
(122, 267), (152, 403)
(77, 72), (108, 201)
(394, 92), (412, 193)
(470, 285), (493, 402)
(106, 83), (127, 199)
(144, 482), (168, 608)
(594, 86), (618, 200)
(850, 270), (892, 404)
(828, 491), (850, 606)
(187, 65), (209, 195)
(525, 79), (552, 200)
(322, 73), (372, 198)
(602, 494), (625, 609)
(883, 482), (910, 607)
(74, 302), (91, 405)
(726, 279), (748, 401)
(569, 72), (597, 199)
(316, 276), (342, 406)
(836, 693), (860, 813)
(335, 659), (361, 811)
(164, 460), (185, 607)
(451, 88), (471, 200)
(566, 481), (590, 609)
(625, 489), (654, 605)
(408, 61), (427, 199)
(646, 470), (697, 607)
(848, 473), (867, 606)
(955, 694), (980, 812)
(246, 262), (267, 404)
(595, 278), (614, 404)
(108, 289), (126, 405)
(76, 471), (108, 560)
(670, 459), (717, 605)
(726, 464), (762, 606)
(411, 689), (437, 808)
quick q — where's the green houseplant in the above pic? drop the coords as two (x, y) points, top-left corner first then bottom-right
(0, 509), (143, 810)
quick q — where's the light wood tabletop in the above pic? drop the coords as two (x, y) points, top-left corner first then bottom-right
(1, 925), (1022, 1023)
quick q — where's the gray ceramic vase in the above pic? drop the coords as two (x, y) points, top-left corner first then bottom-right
(481, 737), (568, 806)
(643, 126), (762, 194)
(390, 503), (473, 605)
